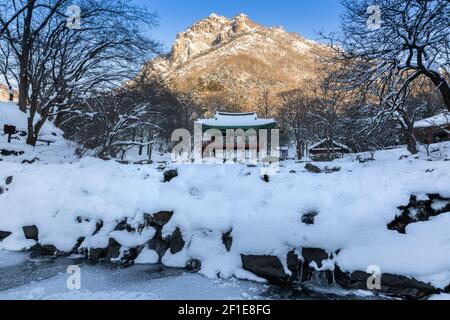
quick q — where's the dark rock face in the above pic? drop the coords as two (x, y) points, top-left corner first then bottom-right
(144, 211), (174, 228)
(301, 248), (329, 268)
(30, 244), (70, 258)
(170, 227), (185, 254)
(305, 163), (321, 173)
(105, 238), (121, 261)
(143, 211), (174, 260)
(41, 245), (59, 256)
(388, 194), (450, 233)
(340, 271), (438, 299)
(5, 176), (13, 185)
(149, 236), (170, 260)
(262, 175), (270, 183)
(88, 248), (105, 261)
(23, 225), (39, 241)
(114, 219), (135, 232)
(87, 239), (121, 262)
(241, 255), (288, 283)
(0, 230), (12, 241)
(30, 244), (45, 258)
(301, 211), (318, 225)
(287, 251), (300, 278)
(163, 169), (178, 182)
(286, 248), (332, 283)
(222, 230), (233, 252)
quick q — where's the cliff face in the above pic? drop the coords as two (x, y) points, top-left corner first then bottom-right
(142, 13), (328, 112)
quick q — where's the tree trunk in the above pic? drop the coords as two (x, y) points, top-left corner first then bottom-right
(18, 1), (35, 113)
(406, 129), (418, 155)
(26, 105), (37, 146)
(419, 52), (450, 112)
(147, 144), (152, 161)
(296, 139), (304, 160)
(429, 74), (450, 112)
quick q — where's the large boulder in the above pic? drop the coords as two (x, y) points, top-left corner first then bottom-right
(0, 230), (11, 241)
(30, 244), (69, 258)
(301, 248), (329, 268)
(144, 211), (174, 229)
(163, 169), (178, 182)
(23, 225), (39, 241)
(104, 238), (122, 261)
(88, 248), (106, 261)
(222, 230), (233, 252)
(337, 270), (438, 299)
(287, 251), (301, 279)
(241, 255), (289, 283)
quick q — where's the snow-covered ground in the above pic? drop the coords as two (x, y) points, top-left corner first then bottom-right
(0, 101), (78, 164)
(1, 101), (450, 299)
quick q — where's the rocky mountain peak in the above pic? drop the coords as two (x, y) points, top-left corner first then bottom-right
(142, 13), (328, 112)
(171, 13), (260, 65)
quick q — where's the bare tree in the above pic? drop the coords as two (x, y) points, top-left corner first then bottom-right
(61, 85), (162, 158)
(277, 89), (314, 159)
(257, 90), (274, 119)
(323, 0), (449, 111)
(307, 77), (352, 160)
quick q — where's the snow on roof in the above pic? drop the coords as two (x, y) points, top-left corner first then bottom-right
(414, 112), (449, 129)
(308, 139), (351, 151)
(197, 112), (276, 129)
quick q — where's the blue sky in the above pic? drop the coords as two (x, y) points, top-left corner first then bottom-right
(135, 0), (343, 51)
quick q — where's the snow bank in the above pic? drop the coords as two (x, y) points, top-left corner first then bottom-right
(0, 143), (450, 290)
(0, 101), (77, 164)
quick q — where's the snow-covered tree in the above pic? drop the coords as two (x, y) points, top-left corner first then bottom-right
(61, 86), (161, 158)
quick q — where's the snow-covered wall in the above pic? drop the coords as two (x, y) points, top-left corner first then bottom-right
(1, 148), (450, 294)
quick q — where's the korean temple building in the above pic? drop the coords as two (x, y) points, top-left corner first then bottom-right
(195, 112), (277, 156)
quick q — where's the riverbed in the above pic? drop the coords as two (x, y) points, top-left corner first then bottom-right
(0, 251), (382, 300)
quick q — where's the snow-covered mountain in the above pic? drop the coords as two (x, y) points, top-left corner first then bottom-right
(141, 13), (328, 111)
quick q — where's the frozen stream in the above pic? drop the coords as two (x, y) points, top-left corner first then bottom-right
(0, 251), (381, 300)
